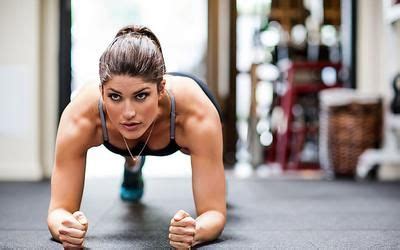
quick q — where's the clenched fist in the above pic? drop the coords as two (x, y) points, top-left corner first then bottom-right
(169, 210), (196, 249)
(58, 211), (88, 249)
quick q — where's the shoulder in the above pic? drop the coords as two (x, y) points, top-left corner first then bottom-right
(165, 74), (222, 151)
(56, 84), (102, 155)
(166, 74), (220, 123)
(180, 98), (223, 154)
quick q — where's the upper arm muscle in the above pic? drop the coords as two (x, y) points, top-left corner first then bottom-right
(49, 108), (93, 213)
(186, 116), (226, 217)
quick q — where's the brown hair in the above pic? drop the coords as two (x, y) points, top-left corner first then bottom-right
(99, 25), (166, 86)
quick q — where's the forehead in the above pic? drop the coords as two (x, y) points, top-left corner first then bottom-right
(104, 75), (155, 90)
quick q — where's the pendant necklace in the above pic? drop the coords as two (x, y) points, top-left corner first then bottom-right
(122, 121), (155, 162)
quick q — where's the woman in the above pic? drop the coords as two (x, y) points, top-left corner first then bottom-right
(47, 25), (226, 249)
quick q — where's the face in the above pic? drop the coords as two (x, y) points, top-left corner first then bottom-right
(100, 75), (164, 140)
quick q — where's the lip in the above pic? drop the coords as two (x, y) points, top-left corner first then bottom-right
(121, 122), (141, 131)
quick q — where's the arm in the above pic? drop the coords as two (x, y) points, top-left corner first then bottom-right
(189, 118), (226, 246)
(169, 114), (226, 248)
(47, 108), (93, 246)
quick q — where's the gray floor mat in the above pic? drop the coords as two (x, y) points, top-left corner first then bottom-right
(0, 177), (399, 249)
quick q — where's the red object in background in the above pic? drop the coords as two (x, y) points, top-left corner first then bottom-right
(275, 61), (342, 171)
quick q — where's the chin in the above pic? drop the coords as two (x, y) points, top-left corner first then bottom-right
(121, 131), (144, 140)
(119, 127), (144, 139)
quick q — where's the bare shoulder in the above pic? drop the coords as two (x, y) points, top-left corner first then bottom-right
(56, 83), (102, 156)
(166, 74), (220, 122)
(166, 75), (221, 150)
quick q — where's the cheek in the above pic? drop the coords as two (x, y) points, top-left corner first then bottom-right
(104, 101), (121, 120)
(141, 99), (159, 116)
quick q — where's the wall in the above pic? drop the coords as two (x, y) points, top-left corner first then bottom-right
(357, 0), (400, 179)
(0, 0), (58, 180)
(40, 0), (59, 178)
(357, 0), (400, 98)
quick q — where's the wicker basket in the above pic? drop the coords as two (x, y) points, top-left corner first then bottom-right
(329, 102), (382, 175)
(319, 90), (383, 177)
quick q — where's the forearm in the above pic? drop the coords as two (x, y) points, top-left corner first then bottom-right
(193, 210), (226, 246)
(47, 208), (73, 241)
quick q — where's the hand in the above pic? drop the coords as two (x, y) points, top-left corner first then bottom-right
(169, 210), (196, 249)
(58, 211), (88, 249)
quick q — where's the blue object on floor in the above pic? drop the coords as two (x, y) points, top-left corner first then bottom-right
(120, 184), (144, 202)
(120, 156), (145, 202)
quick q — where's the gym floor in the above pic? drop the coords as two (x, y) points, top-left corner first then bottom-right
(1, 174), (400, 249)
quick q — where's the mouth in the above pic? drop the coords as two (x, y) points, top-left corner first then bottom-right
(121, 122), (141, 131)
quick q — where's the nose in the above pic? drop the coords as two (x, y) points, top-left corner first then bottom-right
(122, 100), (136, 120)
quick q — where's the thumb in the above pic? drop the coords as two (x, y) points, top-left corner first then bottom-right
(73, 211), (88, 226)
(174, 210), (190, 221)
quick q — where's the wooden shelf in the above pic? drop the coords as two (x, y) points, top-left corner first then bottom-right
(275, 61), (343, 171)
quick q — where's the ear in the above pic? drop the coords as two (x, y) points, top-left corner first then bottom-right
(158, 79), (166, 98)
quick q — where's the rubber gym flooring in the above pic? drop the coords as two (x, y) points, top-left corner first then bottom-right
(0, 176), (400, 249)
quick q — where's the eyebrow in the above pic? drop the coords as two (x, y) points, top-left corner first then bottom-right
(108, 87), (150, 95)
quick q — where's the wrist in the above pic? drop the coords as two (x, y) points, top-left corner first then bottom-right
(192, 222), (205, 246)
(47, 208), (72, 240)
(192, 211), (225, 245)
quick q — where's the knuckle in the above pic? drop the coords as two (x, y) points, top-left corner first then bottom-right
(186, 236), (194, 244)
(73, 211), (82, 216)
(61, 219), (69, 226)
(58, 228), (67, 235)
(62, 242), (72, 248)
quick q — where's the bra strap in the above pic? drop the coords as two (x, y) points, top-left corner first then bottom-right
(98, 98), (109, 141)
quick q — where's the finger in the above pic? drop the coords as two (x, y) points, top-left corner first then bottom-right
(170, 216), (196, 227)
(169, 240), (191, 249)
(73, 211), (88, 227)
(168, 233), (194, 245)
(59, 227), (86, 238)
(173, 210), (190, 221)
(61, 218), (86, 231)
(169, 225), (196, 236)
(62, 241), (83, 249)
(59, 233), (84, 246)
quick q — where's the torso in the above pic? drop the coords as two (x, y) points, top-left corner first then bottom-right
(68, 74), (220, 156)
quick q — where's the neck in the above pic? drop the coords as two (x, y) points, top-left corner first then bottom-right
(158, 89), (171, 119)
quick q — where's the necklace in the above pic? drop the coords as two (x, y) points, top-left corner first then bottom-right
(122, 121), (156, 162)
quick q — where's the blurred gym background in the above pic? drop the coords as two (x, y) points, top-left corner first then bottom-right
(1, 0), (400, 181)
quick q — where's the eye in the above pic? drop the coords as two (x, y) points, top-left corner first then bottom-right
(108, 93), (121, 102)
(136, 93), (149, 101)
